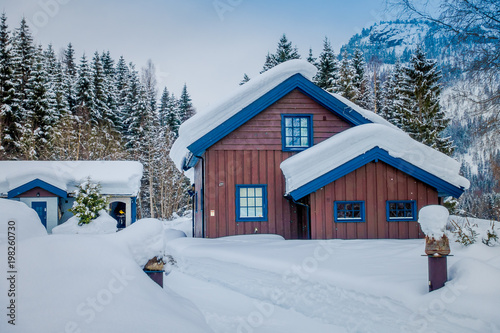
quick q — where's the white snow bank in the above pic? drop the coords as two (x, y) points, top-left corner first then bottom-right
(170, 59), (318, 169)
(418, 205), (449, 239)
(163, 212), (193, 237)
(52, 210), (117, 235)
(165, 236), (500, 332)
(164, 228), (187, 242)
(0, 161), (143, 196)
(0, 235), (211, 333)
(109, 218), (165, 268)
(0, 199), (47, 244)
(281, 123), (470, 197)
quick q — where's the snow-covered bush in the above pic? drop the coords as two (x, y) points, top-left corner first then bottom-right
(482, 221), (499, 246)
(450, 218), (478, 246)
(70, 177), (108, 225)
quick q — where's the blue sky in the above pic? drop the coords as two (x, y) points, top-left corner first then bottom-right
(3, 0), (396, 109)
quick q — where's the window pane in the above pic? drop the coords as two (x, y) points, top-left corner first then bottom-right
(389, 203), (396, 210)
(248, 197), (255, 207)
(248, 188), (254, 196)
(293, 128), (301, 137)
(240, 208), (247, 217)
(240, 198), (247, 207)
(286, 128), (293, 136)
(255, 188), (262, 197)
(398, 211), (405, 217)
(293, 137), (301, 146)
(353, 203), (360, 210)
(405, 203), (412, 210)
(286, 137), (293, 146)
(248, 208), (256, 217)
(337, 204), (344, 210)
(256, 197), (262, 207)
(353, 211), (361, 218)
(285, 118), (292, 127)
(301, 118), (308, 127)
(390, 211), (397, 218)
(301, 128), (308, 136)
(405, 211), (413, 218)
(301, 137), (308, 146)
(346, 203), (352, 210)
(398, 202), (404, 209)
(337, 211), (344, 219)
(293, 118), (300, 127)
(256, 207), (263, 217)
(240, 188), (247, 197)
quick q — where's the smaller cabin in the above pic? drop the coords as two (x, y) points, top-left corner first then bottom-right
(0, 161), (143, 233)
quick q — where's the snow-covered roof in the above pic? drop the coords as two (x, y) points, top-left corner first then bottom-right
(280, 124), (470, 199)
(170, 60), (398, 171)
(0, 161), (143, 196)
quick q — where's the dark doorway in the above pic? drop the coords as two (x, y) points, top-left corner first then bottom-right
(32, 201), (47, 228)
(110, 202), (126, 229)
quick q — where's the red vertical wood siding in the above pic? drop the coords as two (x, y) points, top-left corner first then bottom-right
(310, 161), (439, 239)
(197, 89), (352, 239)
(194, 89), (440, 240)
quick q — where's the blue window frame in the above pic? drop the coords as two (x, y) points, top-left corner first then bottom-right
(281, 114), (313, 151)
(236, 185), (268, 222)
(386, 200), (416, 221)
(334, 201), (365, 223)
(194, 192), (198, 213)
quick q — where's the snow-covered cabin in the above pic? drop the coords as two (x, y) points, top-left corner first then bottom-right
(0, 161), (143, 233)
(171, 60), (469, 239)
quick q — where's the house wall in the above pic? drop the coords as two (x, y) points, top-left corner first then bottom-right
(19, 197), (59, 233)
(197, 89), (352, 239)
(309, 161), (439, 239)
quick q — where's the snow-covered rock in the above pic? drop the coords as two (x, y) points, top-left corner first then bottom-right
(52, 210), (117, 235)
(0, 199), (47, 244)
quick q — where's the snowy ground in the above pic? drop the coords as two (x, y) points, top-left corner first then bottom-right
(1, 201), (499, 332)
(164, 217), (500, 333)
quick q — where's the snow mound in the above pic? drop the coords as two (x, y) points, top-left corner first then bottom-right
(0, 235), (211, 333)
(170, 59), (318, 169)
(0, 199), (47, 244)
(163, 212), (193, 237)
(280, 123), (470, 198)
(109, 218), (165, 267)
(418, 205), (449, 239)
(52, 210), (117, 234)
(164, 228), (187, 242)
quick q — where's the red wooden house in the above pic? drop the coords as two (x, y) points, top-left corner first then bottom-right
(171, 60), (469, 239)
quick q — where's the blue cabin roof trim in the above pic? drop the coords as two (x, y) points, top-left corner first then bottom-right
(8, 178), (68, 199)
(288, 147), (466, 201)
(184, 74), (372, 165)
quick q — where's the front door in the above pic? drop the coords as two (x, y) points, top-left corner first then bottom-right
(32, 202), (47, 228)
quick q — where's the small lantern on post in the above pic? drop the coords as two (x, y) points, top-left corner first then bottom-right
(418, 205), (451, 292)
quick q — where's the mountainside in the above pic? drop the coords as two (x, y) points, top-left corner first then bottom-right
(340, 19), (499, 219)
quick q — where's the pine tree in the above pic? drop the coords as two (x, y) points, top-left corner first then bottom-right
(115, 56), (129, 133)
(239, 73), (250, 86)
(63, 43), (77, 113)
(351, 48), (372, 109)
(101, 51), (119, 130)
(380, 60), (405, 126)
(123, 63), (146, 154)
(313, 37), (337, 92)
(159, 87), (180, 135)
(273, 34), (300, 64)
(400, 46), (453, 155)
(307, 48), (317, 65)
(178, 83), (194, 123)
(8, 17), (35, 156)
(336, 50), (356, 100)
(260, 34), (300, 73)
(0, 12), (16, 157)
(90, 51), (109, 125)
(70, 177), (108, 225)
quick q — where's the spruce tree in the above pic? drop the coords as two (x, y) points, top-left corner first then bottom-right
(261, 34), (300, 73)
(115, 56), (129, 133)
(239, 73), (250, 86)
(400, 46), (453, 155)
(178, 83), (194, 123)
(159, 87), (180, 135)
(70, 177), (108, 225)
(380, 60), (405, 126)
(313, 37), (337, 92)
(336, 50), (356, 100)
(75, 54), (94, 122)
(0, 13), (16, 156)
(63, 43), (77, 113)
(101, 51), (120, 130)
(307, 48), (317, 65)
(351, 48), (372, 109)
